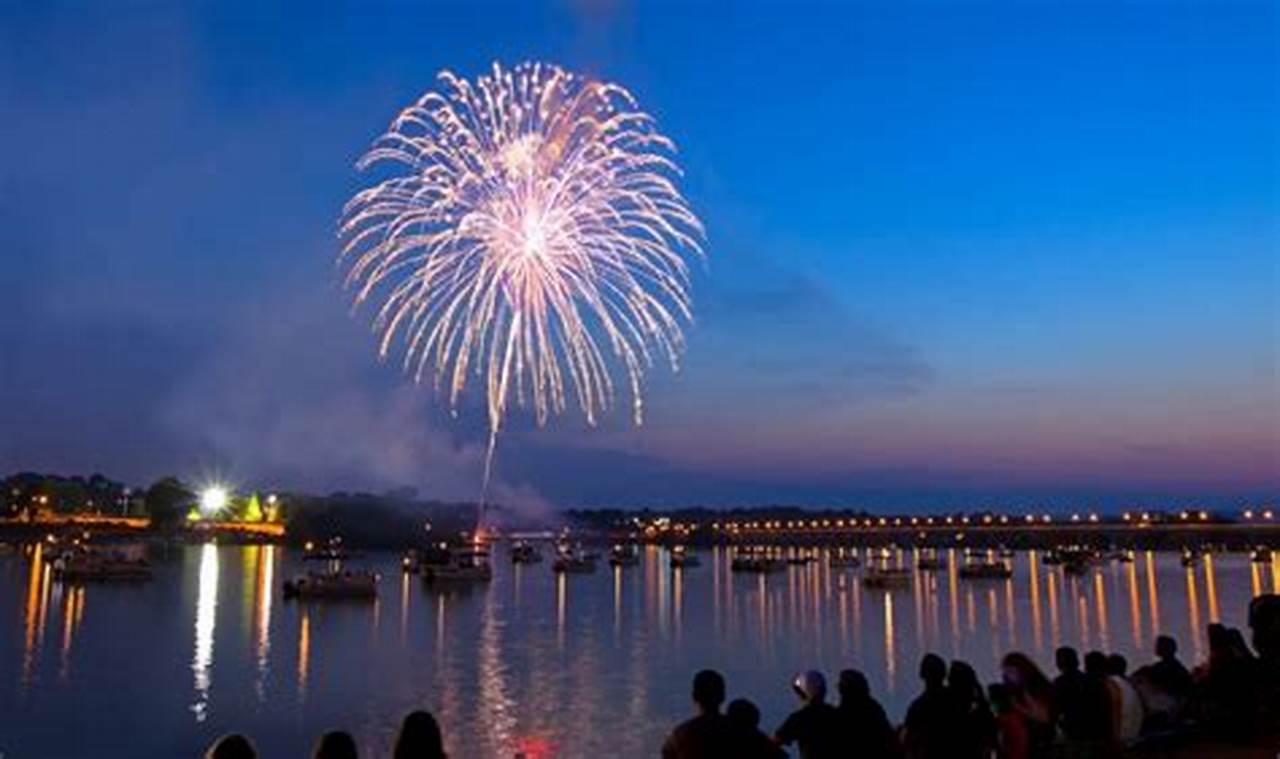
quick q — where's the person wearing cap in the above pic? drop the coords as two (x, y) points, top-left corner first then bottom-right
(662, 669), (731, 759)
(774, 670), (841, 759)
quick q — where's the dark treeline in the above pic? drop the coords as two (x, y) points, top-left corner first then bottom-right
(2, 471), (139, 516)
(1, 470), (512, 549)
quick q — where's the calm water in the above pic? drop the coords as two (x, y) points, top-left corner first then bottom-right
(0, 542), (1275, 758)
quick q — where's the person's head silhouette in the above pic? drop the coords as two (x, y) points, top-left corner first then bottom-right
(205, 734), (257, 759)
(394, 711), (446, 759)
(1055, 646), (1080, 673)
(838, 669), (871, 702)
(312, 731), (358, 759)
(920, 653), (946, 688)
(691, 669), (726, 713)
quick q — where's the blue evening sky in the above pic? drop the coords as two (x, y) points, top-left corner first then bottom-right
(1, 2), (1276, 509)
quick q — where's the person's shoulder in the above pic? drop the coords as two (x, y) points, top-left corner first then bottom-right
(684, 713), (726, 730)
(904, 694), (928, 720)
(776, 708), (807, 741)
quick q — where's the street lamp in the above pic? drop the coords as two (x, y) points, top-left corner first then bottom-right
(200, 486), (229, 517)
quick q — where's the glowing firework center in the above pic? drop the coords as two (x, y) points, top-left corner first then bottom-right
(340, 61), (704, 466)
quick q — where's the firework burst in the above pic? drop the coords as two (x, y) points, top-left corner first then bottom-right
(340, 61), (703, 484)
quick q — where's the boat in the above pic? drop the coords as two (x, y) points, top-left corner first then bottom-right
(862, 567), (912, 589)
(828, 552), (862, 568)
(423, 548), (493, 583)
(1062, 558), (1091, 576)
(997, 547), (1016, 560)
(1104, 549), (1135, 563)
(731, 550), (785, 573)
(511, 541), (543, 564)
(553, 552), (597, 574)
(916, 551), (946, 571)
(1251, 548), (1273, 564)
(1180, 549), (1201, 568)
(302, 537), (354, 562)
(52, 548), (151, 582)
(283, 569), (377, 600)
(608, 544), (640, 567)
(401, 549), (422, 574)
(669, 546), (701, 569)
(959, 560), (1013, 579)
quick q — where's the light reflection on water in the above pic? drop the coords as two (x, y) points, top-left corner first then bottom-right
(192, 542), (219, 721)
(0, 543), (1275, 758)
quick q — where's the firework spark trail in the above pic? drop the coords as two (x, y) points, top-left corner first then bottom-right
(339, 62), (704, 522)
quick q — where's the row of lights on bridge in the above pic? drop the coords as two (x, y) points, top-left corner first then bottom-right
(659, 507), (1276, 534)
(709, 513), (1078, 532)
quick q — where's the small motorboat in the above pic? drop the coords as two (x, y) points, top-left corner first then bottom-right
(283, 569), (378, 600)
(424, 548), (493, 583)
(1180, 550), (1201, 568)
(1062, 557), (1092, 575)
(959, 560), (1013, 579)
(916, 551), (946, 571)
(608, 544), (640, 568)
(731, 550), (785, 573)
(669, 546), (701, 569)
(511, 541), (543, 564)
(862, 567), (912, 589)
(1251, 548), (1273, 564)
(553, 552), (597, 574)
(401, 549), (422, 574)
(53, 548), (152, 582)
(829, 551), (862, 568)
(1105, 549), (1135, 563)
(302, 537), (353, 562)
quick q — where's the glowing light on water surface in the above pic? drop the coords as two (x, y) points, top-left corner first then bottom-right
(192, 542), (218, 721)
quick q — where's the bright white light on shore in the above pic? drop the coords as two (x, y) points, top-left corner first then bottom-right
(200, 487), (229, 516)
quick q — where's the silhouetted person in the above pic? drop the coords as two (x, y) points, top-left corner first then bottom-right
(988, 684), (1030, 759)
(204, 734), (257, 759)
(312, 731), (358, 759)
(662, 669), (730, 759)
(775, 670), (841, 759)
(1249, 594), (1280, 734)
(1200, 623), (1258, 737)
(1132, 635), (1192, 728)
(726, 699), (785, 759)
(835, 669), (896, 759)
(1000, 652), (1054, 750)
(903, 653), (959, 759)
(1105, 653), (1144, 744)
(1082, 650), (1115, 741)
(393, 710), (446, 759)
(1052, 646), (1090, 740)
(949, 660), (996, 759)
